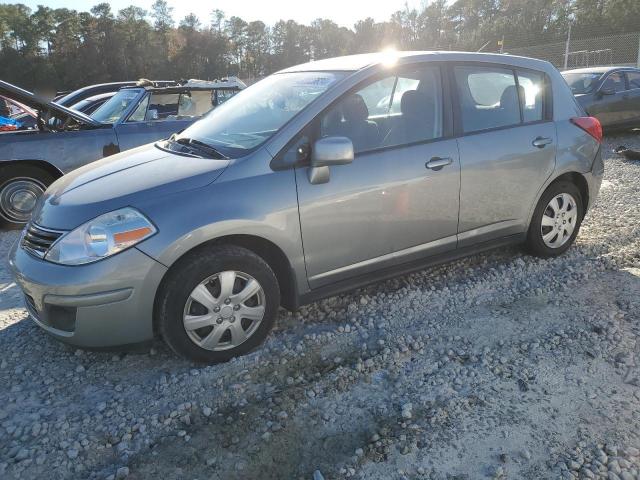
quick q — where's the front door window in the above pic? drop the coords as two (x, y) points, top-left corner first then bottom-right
(320, 65), (443, 154)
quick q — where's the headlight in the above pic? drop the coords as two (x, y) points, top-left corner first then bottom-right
(44, 207), (156, 265)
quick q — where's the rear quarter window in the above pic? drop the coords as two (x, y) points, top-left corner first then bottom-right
(516, 70), (545, 123)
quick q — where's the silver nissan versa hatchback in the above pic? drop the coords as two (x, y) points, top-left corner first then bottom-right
(9, 52), (604, 363)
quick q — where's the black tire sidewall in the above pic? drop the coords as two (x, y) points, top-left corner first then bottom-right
(158, 246), (280, 363)
(527, 181), (583, 258)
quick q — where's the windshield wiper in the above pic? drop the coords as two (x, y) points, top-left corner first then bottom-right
(171, 136), (227, 159)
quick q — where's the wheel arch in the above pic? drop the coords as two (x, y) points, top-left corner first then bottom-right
(527, 170), (590, 230)
(552, 172), (589, 212)
(0, 159), (64, 179)
(152, 233), (299, 336)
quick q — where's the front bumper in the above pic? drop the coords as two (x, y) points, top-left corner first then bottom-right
(8, 239), (167, 348)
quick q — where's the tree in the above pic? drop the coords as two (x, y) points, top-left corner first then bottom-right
(211, 9), (225, 34)
(310, 19), (352, 59)
(180, 13), (201, 30)
(116, 7), (153, 78)
(0, 0), (637, 91)
(151, 0), (174, 32)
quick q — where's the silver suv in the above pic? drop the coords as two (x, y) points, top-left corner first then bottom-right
(9, 52), (604, 363)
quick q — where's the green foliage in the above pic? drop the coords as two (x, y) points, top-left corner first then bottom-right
(0, 1), (635, 90)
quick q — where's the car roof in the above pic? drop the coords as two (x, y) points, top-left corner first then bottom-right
(120, 85), (218, 94)
(562, 66), (639, 75)
(276, 51), (554, 73)
(55, 81), (177, 106)
(120, 78), (246, 93)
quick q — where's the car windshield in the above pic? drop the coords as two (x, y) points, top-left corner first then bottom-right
(91, 89), (143, 123)
(562, 72), (602, 94)
(175, 71), (347, 158)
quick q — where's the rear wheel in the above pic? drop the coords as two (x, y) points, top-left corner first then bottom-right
(156, 245), (280, 363)
(0, 165), (56, 227)
(526, 181), (583, 258)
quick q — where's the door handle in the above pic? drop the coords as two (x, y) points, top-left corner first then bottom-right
(425, 156), (453, 170)
(532, 136), (552, 148)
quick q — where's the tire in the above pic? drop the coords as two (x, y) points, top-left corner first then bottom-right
(0, 165), (56, 227)
(156, 245), (280, 363)
(526, 180), (583, 258)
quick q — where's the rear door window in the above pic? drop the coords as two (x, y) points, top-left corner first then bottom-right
(454, 66), (521, 133)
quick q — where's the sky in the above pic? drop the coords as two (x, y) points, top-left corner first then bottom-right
(6, 0), (425, 28)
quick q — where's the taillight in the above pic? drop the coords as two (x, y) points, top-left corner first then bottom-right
(570, 116), (603, 144)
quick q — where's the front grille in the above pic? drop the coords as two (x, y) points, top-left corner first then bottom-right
(21, 223), (65, 259)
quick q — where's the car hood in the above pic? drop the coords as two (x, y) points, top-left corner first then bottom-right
(33, 144), (230, 230)
(0, 80), (102, 127)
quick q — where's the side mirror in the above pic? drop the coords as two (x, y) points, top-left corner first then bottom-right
(308, 136), (354, 185)
(598, 86), (616, 96)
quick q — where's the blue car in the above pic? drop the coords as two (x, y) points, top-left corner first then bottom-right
(0, 78), (245, 224)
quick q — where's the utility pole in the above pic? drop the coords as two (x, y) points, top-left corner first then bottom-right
(563, 23), (572, 70)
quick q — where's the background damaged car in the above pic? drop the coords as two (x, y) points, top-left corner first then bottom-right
(0, 78), (246, 225)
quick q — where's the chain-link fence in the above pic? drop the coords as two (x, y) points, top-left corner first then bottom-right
(497, 32), (640, 70)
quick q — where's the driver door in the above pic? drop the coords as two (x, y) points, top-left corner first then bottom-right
(295, 64), (461, 288)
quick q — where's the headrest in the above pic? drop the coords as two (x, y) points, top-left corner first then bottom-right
(500, 85), (525, 110)
(401, 90), (434, 119)
(342, 94), (369, 123)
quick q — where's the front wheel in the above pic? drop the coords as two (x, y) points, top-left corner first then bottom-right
(156, 245), (280, 363)
(526, 181), (584, 258)
(0, 165), (55, 226)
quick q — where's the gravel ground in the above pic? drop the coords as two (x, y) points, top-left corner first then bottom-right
(1, 133), (639, 480)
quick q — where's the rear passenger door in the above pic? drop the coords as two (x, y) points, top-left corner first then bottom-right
(296, 64), (461, 288)
(453, 64), (556, 247)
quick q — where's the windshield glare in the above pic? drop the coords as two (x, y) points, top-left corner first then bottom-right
(91, 89), (143, 123)
(562, 72), (602, 94)
(177, 71), (346, 157)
